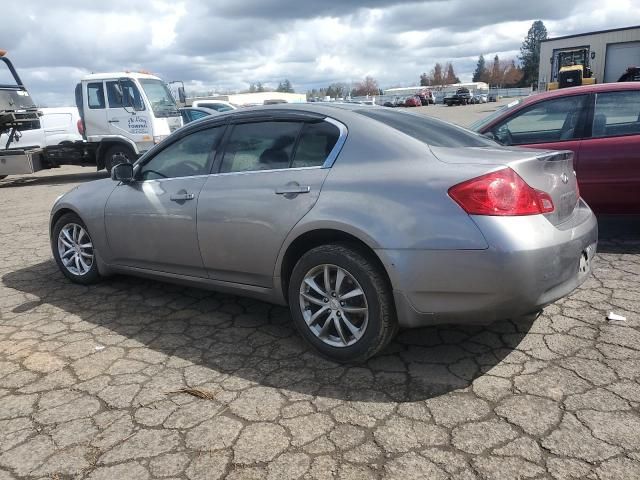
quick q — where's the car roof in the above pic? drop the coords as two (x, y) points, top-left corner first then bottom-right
(520, 81), (640, 106)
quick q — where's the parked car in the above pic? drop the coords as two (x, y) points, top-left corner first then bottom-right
(50, 104), (596, 361)
(191, 100), (237, 112)
(179, 107), (219, 124)
(471, 82), (640, 214)
(444, 88), (471, 106)
(479, 93), (488, 103)
(0, 106), (83, 150)
(487, 93), (498, 102)
(417, 90), (435, 106)
(404, 95), (421, 107)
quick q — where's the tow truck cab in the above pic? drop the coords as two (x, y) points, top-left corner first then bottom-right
(75, 72), (183, 169)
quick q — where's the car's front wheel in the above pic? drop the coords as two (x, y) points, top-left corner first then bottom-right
(288, 244), (397, 363)
(52, 212), (101, 285)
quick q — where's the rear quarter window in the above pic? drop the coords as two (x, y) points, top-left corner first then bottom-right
(356, 108), (496, 147)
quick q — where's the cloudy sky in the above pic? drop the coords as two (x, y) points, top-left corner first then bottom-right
(2, 0), (639, 105)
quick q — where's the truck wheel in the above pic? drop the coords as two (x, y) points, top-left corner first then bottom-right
(104, 145), (135, 174)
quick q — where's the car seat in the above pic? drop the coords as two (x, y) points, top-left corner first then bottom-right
(592, 113), (607, 137)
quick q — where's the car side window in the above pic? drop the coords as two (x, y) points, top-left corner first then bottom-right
(492, 95), (587, 145)
(592, 91), (640, 138)
(219, 121), (302, 173)
(87, 83), (105, 109)
(139, 126), (224, 181)
(291, 121), (340, 168)
(106, 80), (144, 111)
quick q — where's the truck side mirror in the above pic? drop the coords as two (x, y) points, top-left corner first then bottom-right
(111, 162), (134, 182)
(178, 86), (186, 104)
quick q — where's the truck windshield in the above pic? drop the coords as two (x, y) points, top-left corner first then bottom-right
(139, 79), (179, 118)
(0, 60), (19, 87)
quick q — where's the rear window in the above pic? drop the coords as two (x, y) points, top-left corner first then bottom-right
(356, 108), (496, 147)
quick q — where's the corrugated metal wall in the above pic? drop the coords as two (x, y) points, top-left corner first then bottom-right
(538, 27), (640, 90)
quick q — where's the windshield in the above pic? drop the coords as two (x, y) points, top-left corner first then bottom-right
(469, 98), (524, 131)
(0, 59), (19, 87)
(139, 79), (180, 118)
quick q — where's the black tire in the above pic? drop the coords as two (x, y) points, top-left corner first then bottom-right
(288, 243), (397, 363)
(103, 145), (135, 174)
(51, 212), (101, 285)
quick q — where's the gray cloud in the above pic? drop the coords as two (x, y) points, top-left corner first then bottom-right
(1, 0), (638, 106)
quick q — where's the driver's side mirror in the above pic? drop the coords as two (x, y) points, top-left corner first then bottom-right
(111, 162), (134, 183)
(178, 86), (186, 104)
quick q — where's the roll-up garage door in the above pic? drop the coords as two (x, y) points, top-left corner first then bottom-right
(604, 41), (640, 82)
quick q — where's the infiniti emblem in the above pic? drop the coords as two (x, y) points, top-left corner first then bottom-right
(561, 172), (569, 184)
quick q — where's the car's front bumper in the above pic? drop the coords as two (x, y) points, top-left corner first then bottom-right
(377, 200), (598, 328)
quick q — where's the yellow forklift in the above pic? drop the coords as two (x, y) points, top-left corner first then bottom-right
(547, 48), (596, 90)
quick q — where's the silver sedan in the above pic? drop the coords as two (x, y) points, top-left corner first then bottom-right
(50, 104), (597, 362)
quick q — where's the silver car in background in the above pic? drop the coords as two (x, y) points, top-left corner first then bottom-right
(50, 104), (597, 362)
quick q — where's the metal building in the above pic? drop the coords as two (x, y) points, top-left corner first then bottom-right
(538, 26), (640, 90)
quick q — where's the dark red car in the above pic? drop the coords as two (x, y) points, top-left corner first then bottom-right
(471, 82), (640, 214)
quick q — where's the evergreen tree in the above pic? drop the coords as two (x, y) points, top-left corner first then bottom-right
(472, 55), (486, 82)
(520, 20), (548, 87)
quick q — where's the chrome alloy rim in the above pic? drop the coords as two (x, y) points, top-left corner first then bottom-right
(299, 264), (368, 347)
(57, 223), (94, 276)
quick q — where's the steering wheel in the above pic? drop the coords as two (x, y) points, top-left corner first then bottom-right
(494, 125), (514, 146)
(180, 160), (204, 174)
(142, 169), (168, 179)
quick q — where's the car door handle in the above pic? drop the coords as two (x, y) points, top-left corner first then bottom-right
(170, 193), (195, 201)
(108, 119), (119, 123)
(275, 185), (311, 195)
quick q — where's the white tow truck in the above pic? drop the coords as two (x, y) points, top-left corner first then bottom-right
(74, 71), (183, 173)
(0, 52), (184, 179)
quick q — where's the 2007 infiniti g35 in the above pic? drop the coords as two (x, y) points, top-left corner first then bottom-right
(50, 104), (597, 362)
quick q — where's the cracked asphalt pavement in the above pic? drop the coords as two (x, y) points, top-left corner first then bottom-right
(0, 167), (639, 480)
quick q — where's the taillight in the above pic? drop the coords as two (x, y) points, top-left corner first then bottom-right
(448, 167), (554, 216)
(77, 119), (84, 136)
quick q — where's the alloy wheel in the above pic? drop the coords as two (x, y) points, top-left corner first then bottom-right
(57, 223), (94, 276)
(299, 264), (369, 347)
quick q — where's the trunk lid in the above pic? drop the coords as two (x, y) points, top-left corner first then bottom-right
(431, 146), (579, 225)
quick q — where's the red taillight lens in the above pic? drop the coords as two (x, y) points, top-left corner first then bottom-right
(77, 119), (84, 136)
(448, 167), (554, 216)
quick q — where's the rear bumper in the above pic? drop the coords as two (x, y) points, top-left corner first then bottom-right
(377, 200), (598, 328)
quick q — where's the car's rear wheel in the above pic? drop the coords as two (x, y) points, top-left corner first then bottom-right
(288, 243), (397, 363)
(52, 212), (101, 285)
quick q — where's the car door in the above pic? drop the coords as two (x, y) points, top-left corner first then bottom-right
(105, 79), (151, 142)
(197, 118), (344, 287)
(83, 82), (108, 141)
(104, 124), (225, 277)
(576, 90), (640, 213)
(489, 94), (589, 169)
